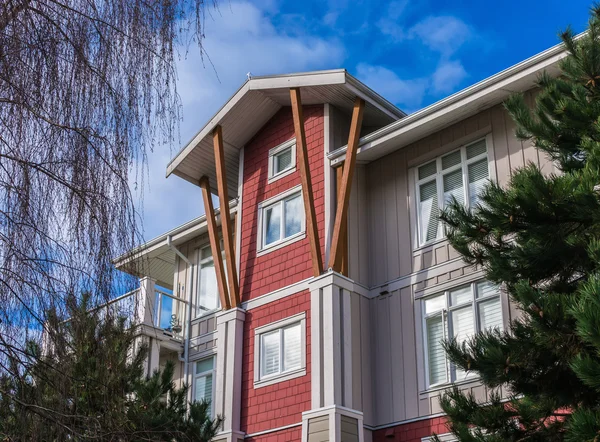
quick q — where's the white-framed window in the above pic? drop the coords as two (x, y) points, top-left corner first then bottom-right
(416, 139), (489, 246)
(193, 356), (216, 416)
(268, 138), (296, 183)
(422, 280), (503, 388)
(257, 185), (305, 254)
(196, 245), (222, 317)
(254, 312), (306, 387)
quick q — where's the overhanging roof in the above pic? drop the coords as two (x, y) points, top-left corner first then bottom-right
(166, 70), (405, 196)
(328, 39), (569, 165)
(114, 203), (237, 289)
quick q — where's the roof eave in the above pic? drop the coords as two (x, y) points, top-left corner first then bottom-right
(328, 38), (571, 165)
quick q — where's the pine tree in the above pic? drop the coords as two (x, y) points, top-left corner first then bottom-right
(0, 294), (222, 441)
(434, 5), (600, 441)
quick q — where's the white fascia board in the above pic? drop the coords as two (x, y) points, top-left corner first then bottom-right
(328, 40), (570, 165)
(166, 82), (251, 178)
(248, 70), (347, 89)
(112, 202), (238, 267)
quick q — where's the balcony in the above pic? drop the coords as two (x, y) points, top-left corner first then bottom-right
(101, 279), (188, 343)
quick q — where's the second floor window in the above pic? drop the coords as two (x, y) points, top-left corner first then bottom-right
(197, 246), (220, 316)
(258, 186), (304, 252)
(423, 280), (503, 388)
(416, 139), (489, 246)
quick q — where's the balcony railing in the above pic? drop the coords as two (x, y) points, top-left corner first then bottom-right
(99, 286), (188, 340)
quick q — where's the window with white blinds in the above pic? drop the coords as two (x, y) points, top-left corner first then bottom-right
(255, 313), (306, 385)
(268, 138), (296, 182)
(422, 280), (503, 387)
(416, 139), (489, 246)
(194, 356), (215, 416)
(260, 321), (302, 378)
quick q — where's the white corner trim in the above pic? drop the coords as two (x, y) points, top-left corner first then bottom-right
(253, 312), (307, 388)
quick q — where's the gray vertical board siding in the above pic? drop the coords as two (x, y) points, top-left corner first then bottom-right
(348, 165), (370, 286)
(372, 295), (393, 424)
(360, 296), (374, 425)
(388, 293), (405, 421)
(363, 100), (558, 289)
(400, 286), (419, 420)
(351, 292), (363, 411)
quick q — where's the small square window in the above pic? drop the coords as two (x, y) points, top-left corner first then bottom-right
(268, 139), (296, 182)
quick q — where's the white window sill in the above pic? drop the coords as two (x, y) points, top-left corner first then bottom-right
(413, 237), (448, 254)
(268, 167), (295, 184)
(254, 367), (306, 389)
(420, 376), (479, 396)
(257, 231), (306, 257)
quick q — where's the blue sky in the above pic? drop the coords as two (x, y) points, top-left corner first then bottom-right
(135, 0), (593, 243)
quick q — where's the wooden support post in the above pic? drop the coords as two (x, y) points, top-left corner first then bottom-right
(200, 176), (231, 310)
(335, 165), (348, 276)
(212, 125), (241, 308)
(328, 97), (365, 272)
(290, 87), (323, 277)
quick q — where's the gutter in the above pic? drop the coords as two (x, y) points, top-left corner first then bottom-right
(167, 235), (194, 401)
(327, 36), (575, 164)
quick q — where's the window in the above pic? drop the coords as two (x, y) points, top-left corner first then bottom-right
(422, 280), (503, 387)
(197, 246), (221, 316)
(416, 139), (489, 246)
(258, 186), (305, 252)
(254, 313), (306, 387)
(193, 356), (215, 416)
(268, 139), (296, 182)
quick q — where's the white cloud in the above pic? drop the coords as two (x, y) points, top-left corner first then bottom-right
(377, 0), (409, 42)
(134, 1), (345, 241)
(409, 16), (471, 56)
(432, 60), (468, 94)
(355, 63), (428, 109)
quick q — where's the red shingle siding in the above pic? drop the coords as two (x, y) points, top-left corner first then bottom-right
(245, 425), (302, 442)
(241, 290), (311, 435)
(372, 417), (449, 442)
(240, 105), (325, 302)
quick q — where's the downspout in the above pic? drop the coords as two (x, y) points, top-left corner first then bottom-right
(167, 235), (194, 398)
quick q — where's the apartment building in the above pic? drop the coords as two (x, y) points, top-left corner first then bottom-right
(112, 40), (565, 442)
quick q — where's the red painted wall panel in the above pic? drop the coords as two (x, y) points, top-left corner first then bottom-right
(239, 105), (325, 302)
(241, 290), (311, 435)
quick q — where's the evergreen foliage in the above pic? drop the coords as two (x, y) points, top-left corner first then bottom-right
(0, 295), (222, 441)
(434, 5), (600, 441)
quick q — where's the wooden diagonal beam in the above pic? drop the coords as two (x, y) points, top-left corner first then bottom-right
(212, 125), (240, 308)
(200, 176), (231, 310)
(290, 88), (323, 277)
(328, 97), (365, 271)
(336, 165), (348, 276)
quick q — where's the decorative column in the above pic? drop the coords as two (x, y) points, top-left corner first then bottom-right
(302, 271), (364, 442)
(213, 307), (246, 442)
(136, 277), (161, 376)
